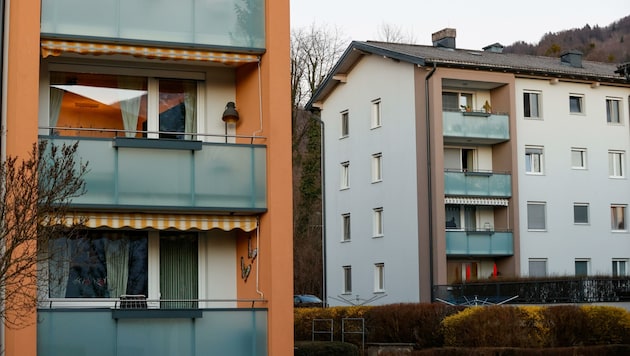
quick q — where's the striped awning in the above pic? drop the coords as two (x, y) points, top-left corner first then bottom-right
(444, 197), (509, 206)
(41, 40), (260, 66)
(55, 212), (258, 232)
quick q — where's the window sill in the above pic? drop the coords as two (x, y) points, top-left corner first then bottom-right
(340, 135), (349, 140)
(370, 125), (382, 130)
(114, 137), (202, 150)
(371, 180), (382, 184)
(340, 187), (350, 191)
(372, 235), (384, 239)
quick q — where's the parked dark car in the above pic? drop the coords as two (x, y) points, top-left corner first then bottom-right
(294, 294), (323, 307)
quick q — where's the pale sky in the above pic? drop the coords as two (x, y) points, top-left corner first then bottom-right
(290, 1), (630, 50)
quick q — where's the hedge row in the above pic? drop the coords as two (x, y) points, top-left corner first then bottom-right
(294, 303), (630, 349)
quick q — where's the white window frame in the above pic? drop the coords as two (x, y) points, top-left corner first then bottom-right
(571, 148), (587, 170)
(574, 259), (590, 277)
(342, 265), (352, 294)
(342, 213), (351, 241)
(612, 259), (628, 277)
(374, 263), (385, 292)
(527, 201), (547, 231)
(606, 97), (622, 124)
(340, 161), (350, 189)
(525, 146), (544, 175)
(373, 207), (383, 237)
(608, 150), (625, 178)
(573, 203), (589, 224)
(611, 204), (627, 231)
(569, 94), (584, 114)
(371, 99), (381, 128)
(528, 259), (548, 277)
(341, 111), (349, 138)
(371, 153), (382, 182)
(523, 91), (541, 119)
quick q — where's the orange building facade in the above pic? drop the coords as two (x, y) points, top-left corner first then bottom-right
(2, 0), (292, 355)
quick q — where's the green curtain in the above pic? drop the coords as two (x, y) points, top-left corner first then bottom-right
(160, 233), (198, 309)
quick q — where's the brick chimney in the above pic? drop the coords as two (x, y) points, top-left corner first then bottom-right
(432, 28), (456, 49)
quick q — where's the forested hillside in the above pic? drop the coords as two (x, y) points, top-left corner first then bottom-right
(504, 15), (630, 63)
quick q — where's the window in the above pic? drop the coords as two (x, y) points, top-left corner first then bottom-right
(342, 266), (352, 294)
(569, 94), (584, 114)
(608, 151), (625, 178)
(341, 111), (349, 137)
(371, 153), (382, 182)
(613, 260), (628, 276)
(50, 71), (199, 140)
(374, 263), (385, 292)
(527, 202), (546, 230)
(371, 99), (381, 128)
(611, 205), (627, 231)
(373, 208), (383, 237)
(523, 91), (541, 118)
(574, 203), (589, 224)
(571, 148), (587, 169)
(442, 91), (473, 111)
(342, 213), (351, 241)
(575, 260), (589, 277)
(47, 230), (199, 309)
(606, 98), (621, 124)
(340, 161), (350, 189)
(525, 146), (544, 174)
(528, 259), (548, 277)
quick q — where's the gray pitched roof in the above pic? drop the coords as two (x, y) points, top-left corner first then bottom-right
(307, 40), (629, 109)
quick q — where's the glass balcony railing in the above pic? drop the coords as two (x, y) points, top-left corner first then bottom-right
(443, 110), (509, 143)
(445, 230), (514, 256)
(40, 136), (266, 212)
(41, 0), (265, 50)
(38, 307), (267, 356)
(444, 170), (511, 197)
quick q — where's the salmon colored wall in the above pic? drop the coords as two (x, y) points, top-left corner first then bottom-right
(4, 0), (41, 355)
(234, 0), (293, 354)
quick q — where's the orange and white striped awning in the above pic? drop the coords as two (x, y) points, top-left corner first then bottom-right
(41, 40), (260, 66)
(55, 212), (258, 232)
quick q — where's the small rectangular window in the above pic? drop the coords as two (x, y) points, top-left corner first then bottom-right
(525, 146), (544, 174)
(343, 265), (352, 294)
(371, 99), (381, 128)
(340, 161), (350, 189)
(574, 203), (589, 224)
(342, 213), (351, 241)
(613, 260), (628, 276)
(569, 94), (584, 114)
(575, 260), (589, 277)
(611, 205), (626, 231)
(571, 148), (587, 169)
(529, 259), (547, 277)
(341, 111), (349, 137)
(523, 91), (541, 118)
(527, 202), (546, 230)
(374, 263), (385, 292)
(606, 98), (621, 124)
(373, 208), (383, 237)
(608, 151), (625, 178)
(372, 153), (382, 182)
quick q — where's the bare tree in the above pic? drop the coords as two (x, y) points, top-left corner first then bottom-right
(375, 22), (417, 44)
(291, 23), (347, 297)
(1, 140), (87, 328)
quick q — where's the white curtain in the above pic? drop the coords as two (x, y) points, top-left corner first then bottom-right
(118, 77), (144, 137)
(183, 81), (197, 140)
(48, 238), (71, 298)
(105, 238), (130, 298)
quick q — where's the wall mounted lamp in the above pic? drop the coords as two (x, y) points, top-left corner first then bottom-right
(222, 101), (240, 143)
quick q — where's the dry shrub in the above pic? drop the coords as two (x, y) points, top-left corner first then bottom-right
(441, 306), (545, 348)
(540, 305), (589, 347)
(294, 306), (371, 342)
(581, 306), (630, 345)
(365, 303), (464, 348)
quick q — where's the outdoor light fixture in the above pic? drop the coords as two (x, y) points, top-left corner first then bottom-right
(222, 101), (240, 142)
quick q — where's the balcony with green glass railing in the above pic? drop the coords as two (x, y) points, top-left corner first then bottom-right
(444, 170), (511, 198)
(40, 135), (266, 213)
(443, 110), (509, 143)
(445, 230), (514, 256)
